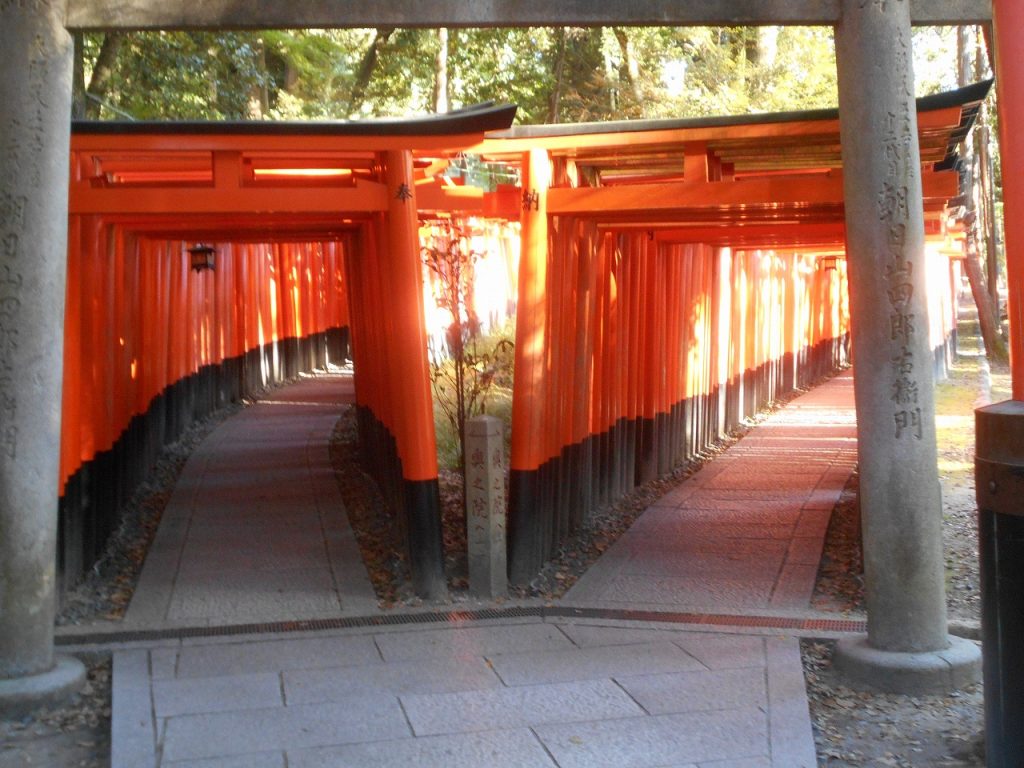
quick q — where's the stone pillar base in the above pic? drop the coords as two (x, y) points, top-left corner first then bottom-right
(834, 634), (981, 695)
(0, 655), (86, 718)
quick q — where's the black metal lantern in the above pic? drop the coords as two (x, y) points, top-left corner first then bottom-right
(188, 243), (216, 273)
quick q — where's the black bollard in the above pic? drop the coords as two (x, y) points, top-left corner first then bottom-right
(976, 401), (1024, 768)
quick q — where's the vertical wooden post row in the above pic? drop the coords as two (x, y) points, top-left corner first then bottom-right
(344, 150), (446, 599)
(505, 211), (855, 584)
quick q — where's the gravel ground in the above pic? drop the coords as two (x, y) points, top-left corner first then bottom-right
(803, 639), (984, 767)
(803, 308), (990, 767)
(0, 659), (110, 768)
(4, 328), (992, 766)
(806, 484), (986, 768)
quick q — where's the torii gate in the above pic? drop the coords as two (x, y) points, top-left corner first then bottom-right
(0, 0), (1010, 713)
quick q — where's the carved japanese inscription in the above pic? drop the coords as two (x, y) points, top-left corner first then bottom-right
(870, 19), (924, 441)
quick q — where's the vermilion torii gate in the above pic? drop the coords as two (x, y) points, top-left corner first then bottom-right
(0, 0), (1007, 711)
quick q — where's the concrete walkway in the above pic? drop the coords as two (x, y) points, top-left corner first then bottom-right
(97, 371), (859, 767)
(566, 371), (858, 614)
(124, 374), (379, 629)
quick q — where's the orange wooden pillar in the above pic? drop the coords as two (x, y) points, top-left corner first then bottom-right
(714, 247), (732, 437)
(993, 1), (1024, 398)
(383, 149), (446, 599)
(637, 235), (659, 484)
(571, 220), (597, 529)
(509, 148), (551, 583)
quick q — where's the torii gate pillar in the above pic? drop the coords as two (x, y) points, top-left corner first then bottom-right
(832, 0), (980, 693)
(0, 2), (85, 714)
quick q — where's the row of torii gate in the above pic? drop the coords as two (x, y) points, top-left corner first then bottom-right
(2, 0), (1023, 724)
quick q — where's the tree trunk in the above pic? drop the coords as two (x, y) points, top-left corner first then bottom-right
(974, 32), (1001, 312)
(433, 28), (449, 114)
(72, 32), (86, 119)
(603, 41), (617, 114)
(612, 28), (643, 116)
(247, 39), (268, 120)
(958, 24), (1004, 358)
(547, 28), (567, 124)
(965, 248), (1008, 360)
(84, 32), (124, 119)
(758, 27), (779, 69)
(745, 28), (761, 66)
(978, 122), (1001, 310)
(347, 27), (394, 117)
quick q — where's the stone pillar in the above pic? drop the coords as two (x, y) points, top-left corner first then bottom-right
(465, 416), (507, 598)
(832, 0), (979, 693)
(0, 1), (85, 713)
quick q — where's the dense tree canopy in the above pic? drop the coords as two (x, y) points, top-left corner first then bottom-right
(74, 26), (972, 124)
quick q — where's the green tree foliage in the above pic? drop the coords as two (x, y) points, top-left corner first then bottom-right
(76, 25), (967, 123)
(86, 32), (273, 119)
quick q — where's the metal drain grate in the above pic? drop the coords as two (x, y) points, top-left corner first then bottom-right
(55, 605), (866, 648)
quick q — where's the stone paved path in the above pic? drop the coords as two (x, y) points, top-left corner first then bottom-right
(98, 370), (860, 767)
(124, 374), (378, 629)
(566, 371), (858, 615)
(109, 618), (814, 768)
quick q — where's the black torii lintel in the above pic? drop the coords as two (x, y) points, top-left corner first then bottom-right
(65, 0), (991, 32)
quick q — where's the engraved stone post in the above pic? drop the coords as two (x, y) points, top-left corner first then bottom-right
(465, 416), (508, 598)
(832, 0), (979, 692)
(0, 0), (85, 712)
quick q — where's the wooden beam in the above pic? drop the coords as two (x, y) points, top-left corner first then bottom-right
(69, 179), (388, 214)
(415, 182), (485, 212)
(476, 105), (964, 159)
(651, 221), (847, 247)
(65, 0), (990, 31)
(70, 132), (492, 153)
(546, 171), (958, 216)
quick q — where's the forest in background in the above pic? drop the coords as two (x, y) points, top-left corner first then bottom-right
(73, 26), (971, 123)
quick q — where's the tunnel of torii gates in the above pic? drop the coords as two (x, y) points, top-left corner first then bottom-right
(53, 82), (989, 602)
(11, 0), (1024, 708)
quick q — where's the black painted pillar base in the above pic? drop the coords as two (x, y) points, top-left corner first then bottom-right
(508, 468), (542, 585)
(404, 479), (447, 600)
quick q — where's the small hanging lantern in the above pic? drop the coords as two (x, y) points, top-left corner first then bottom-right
(188, 243), (216, 273)
(820, 255), (838, 272)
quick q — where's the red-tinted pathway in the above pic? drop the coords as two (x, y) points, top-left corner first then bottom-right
(567, 371), (857, 614)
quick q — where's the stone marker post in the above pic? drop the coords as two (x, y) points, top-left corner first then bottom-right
(0, 0), (86, 713)
(465, 416), (508, 598)
(832, 0), (979, 692)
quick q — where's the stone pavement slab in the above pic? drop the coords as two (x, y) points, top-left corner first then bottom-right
(532, 707), (769, 768)
(373, 622), (572, 661)
(487, 640), (705, 686)
(160, 697), (409, 762)
(288, 730), (557, 768)
(401, 678), (644, 736)
(283, 655), (502, 701)
(112, 617), (816, 767)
